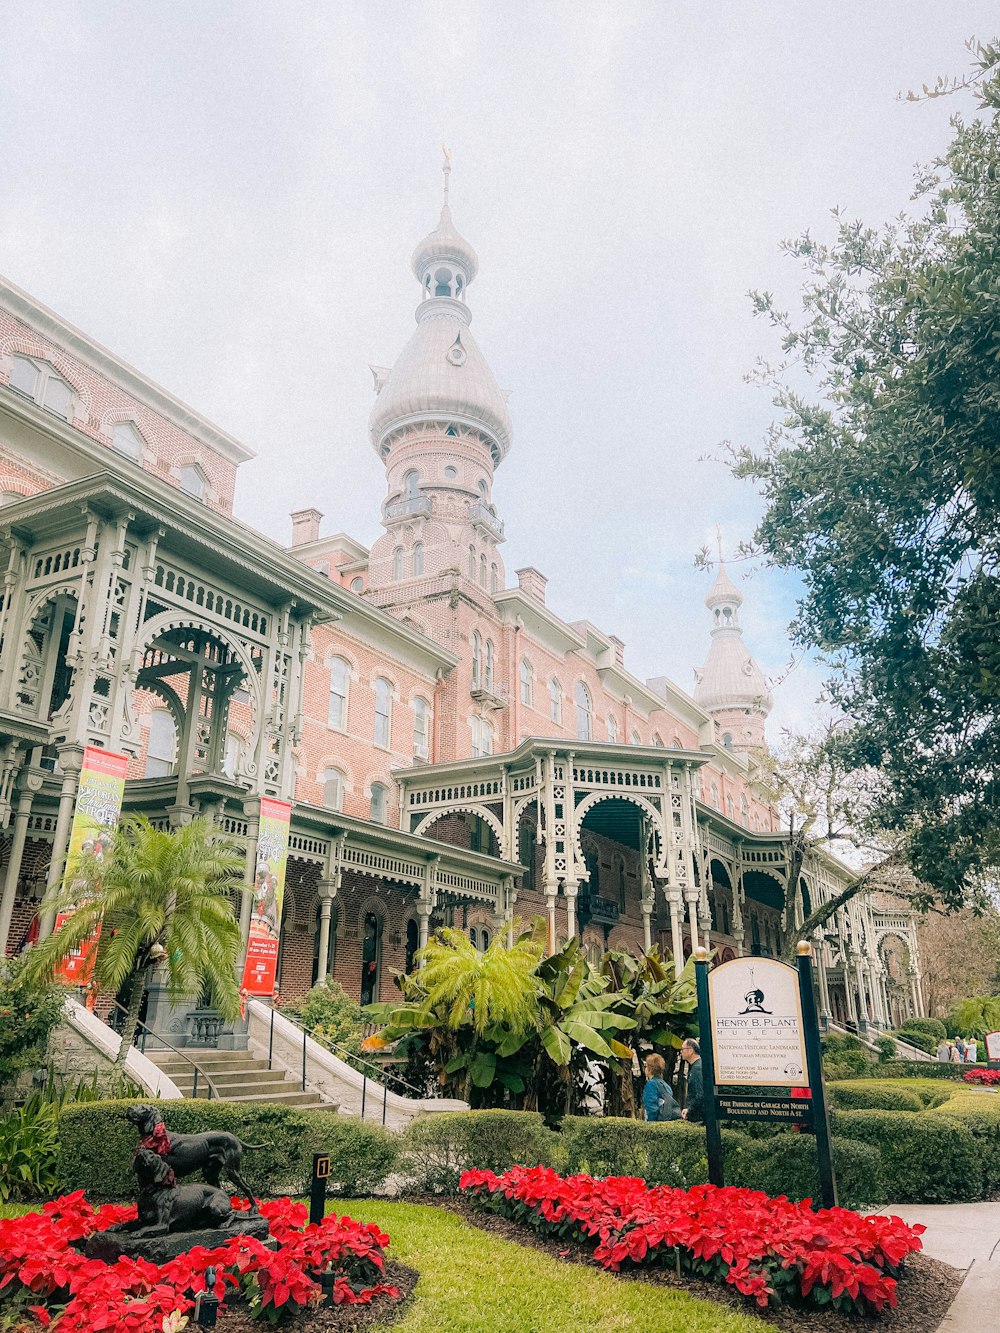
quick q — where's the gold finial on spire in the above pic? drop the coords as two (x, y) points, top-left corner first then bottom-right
(441, 145), (453, 206)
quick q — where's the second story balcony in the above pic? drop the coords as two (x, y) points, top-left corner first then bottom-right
(384, 494), (433, 522)
(468, 500), (504, 538)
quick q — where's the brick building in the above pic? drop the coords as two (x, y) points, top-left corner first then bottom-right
(0, 165), (924, 1038)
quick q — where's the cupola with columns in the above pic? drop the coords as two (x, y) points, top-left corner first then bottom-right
(693, 534), (773, 753)
(367, 152), (510, 597)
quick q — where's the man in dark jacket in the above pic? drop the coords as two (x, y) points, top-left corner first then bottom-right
(680, 1038), (704, 1122)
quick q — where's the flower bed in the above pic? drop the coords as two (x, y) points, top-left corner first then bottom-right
(0, 1193), (400, 1330)
(459, 1165), (923, 1314)
(963, 1068), (1000, 1086)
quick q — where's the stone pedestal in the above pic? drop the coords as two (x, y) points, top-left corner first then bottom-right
(83, 1212), (271, 1264)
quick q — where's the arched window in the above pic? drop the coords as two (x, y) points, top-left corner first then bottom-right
(221, 731), (241, 778)
(351, 576), (364, 593)
(374, 678), (392, 749)
(710, 783), (720, 809)
(412, 696), (431, 761)
(10, 355), (74, 420)
(402, 470), (419, 500)
(519, 658), (533, 707)
(722, 732), (734, 751)
(469, 925), (491, 952)
(491, 563), (499, 594)
(144, 709), (176, 777)
(391, 546), (403, 581)
(412, 543), (424, 577)
(485, 639), (495, 692)
(479, 553), (487, 587)
(518, 819), (536, 890)
(468, 545), (476, 580)
(471, 632), (482, 688)
(740, 794), (749, 822)
(328, 657), (350, 730)
(652, 733), (664, 748)
(549, 678), (562, 724)
(360, 911), (382, 1005)
(112, 422), (143, 461)
(370, 782), (388, 824)
(471, 715), (493, 757)
(607, 715), (618, 743)
(322, 767), (344, 811)
(630, 730), (641, 746)
(477, 479), (489, 501)
(179, 463), (207, 499)
(405, 918), (419, 973)
(727, 795), (735, 819)
(575, 682), (592, 741)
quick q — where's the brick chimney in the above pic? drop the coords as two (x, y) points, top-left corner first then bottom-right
(290, 508), (323, 547)
(516, 567), (547, 604)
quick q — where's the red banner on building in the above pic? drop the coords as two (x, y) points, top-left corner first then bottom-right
(241, 796), (292, 996)
(53, 745), (129, 986)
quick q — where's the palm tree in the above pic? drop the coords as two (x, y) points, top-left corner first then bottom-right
(24, 815), (248, 1065)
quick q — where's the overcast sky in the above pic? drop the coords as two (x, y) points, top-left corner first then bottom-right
(1, 3), (993, 735)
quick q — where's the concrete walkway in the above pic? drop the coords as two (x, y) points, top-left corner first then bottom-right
(880, 1202), (1000, 1332)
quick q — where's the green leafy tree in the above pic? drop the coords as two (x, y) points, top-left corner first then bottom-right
(728, 39), (1000, 911)
(23, 815), (247, 1065)
(948, 994), (1000, 1044)
(0, 960), (65, 1097)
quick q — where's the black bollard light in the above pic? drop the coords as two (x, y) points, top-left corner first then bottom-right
(194, 1266), (220, 1328)
(317, 1266), (337, 1307)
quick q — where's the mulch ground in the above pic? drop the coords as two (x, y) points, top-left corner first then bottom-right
(440, 1197), (962, 1333)
(212, 1260), (418, 1331)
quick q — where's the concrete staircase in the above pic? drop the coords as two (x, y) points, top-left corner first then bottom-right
(145, 1048), (338, 1112)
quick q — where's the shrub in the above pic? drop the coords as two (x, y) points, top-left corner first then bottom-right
(398, 1109), (563, 1192)
(875, 1035), (899, 1062)
(0, 962), (65, 1096)
(827, 1081), (925, 1112)
(727, 1132), (883, 1210)
(287, 981), (366, 1060)
(900, 1017), (946, 1042)
(821, 1032), (872, 1078)
(831, 1108), (980, 1202)
(0, 1091), (60, 1202)
(893, 1028), (937, 1055)
(877, 1060), (972, 1080)
(926, 1089), (1000, 1194)
(561, 1115), (741, 1188)
(57, 1099), (398, 1199)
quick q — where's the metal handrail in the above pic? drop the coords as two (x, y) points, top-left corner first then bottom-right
(108, 999), (223, 1101)
(264, 1006), (426, 1126)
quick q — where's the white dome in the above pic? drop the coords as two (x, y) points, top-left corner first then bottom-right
(369, 305), (512, 459)
(694, 633), (773, 714)
(411, 204), (479, 285)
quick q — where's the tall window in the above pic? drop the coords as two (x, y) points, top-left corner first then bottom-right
(575, 681), (592, 741)
(652, 733), (664, 748)
(519, 658), (533, 707)
(374, 677), (392, 749)
(328, 657), (349, 730)
(518, 820), (536, 890)
(360, 912), (382, 1006)
(112, 422), (143, 461)
(413, 696), (430, 761)
(391, 546), (403, 580)
(471, 716), (493, 757)
(405, 918), (419, 974)
(144, 709), (176, 777)
(740, 794), (749, 822)
(471, 632), (482, 688)
(479, 553), (487, 587)
(710, 783), (720, 809)
(726, 795), (735, 819)
(722, 732), (734, 751)
(615, 853), (627, 910)
(549, 678), (561, 723)
(412, 542), (424, 576)
(485, 639), (495, 692)
(491, 563), (499, 594)
(468, 545), (476, 579)
(322, 767), (344, 811)
(9, 355), (74, 420)
(630, 730), (641, 746)
(222, 731), (241, 778)
(606, 714), (618, 743)
(402, 470), (419, 500)
(469, 925), (491, 952)
(370, 782), (388, 824)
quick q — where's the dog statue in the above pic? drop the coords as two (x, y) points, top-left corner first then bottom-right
(130, 1147), (235, 1236)
(125, 1103), (263, 1212)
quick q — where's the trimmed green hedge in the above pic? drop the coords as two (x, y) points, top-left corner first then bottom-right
(877, 1060), (983, 1080)
(57, 1099), (398, 1199)
(926, 1090), (1000, 1194)
(827, 1082), (925, 1112)
(900, 1017), (947, 1042)
(398, 1110), (564, 1193)
(831, 1107), (980, 1202)
(727, 1133), (883, 1210)
(561, 1116), (737, 1189)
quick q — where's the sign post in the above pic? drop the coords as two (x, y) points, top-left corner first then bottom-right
(694, 949), (725, 1186)
(310, 1152), (331, 1226)
(796, 942), (837, 1208)
(985, 1030), (1000, 1069)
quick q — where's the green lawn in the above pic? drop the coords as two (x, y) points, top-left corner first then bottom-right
(339, 1198), (768, 1333)
(1, 1199), (766, 1332)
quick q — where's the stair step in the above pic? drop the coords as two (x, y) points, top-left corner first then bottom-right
(168, 1068), (290, 1085)
(224, 1089), (332, 1107)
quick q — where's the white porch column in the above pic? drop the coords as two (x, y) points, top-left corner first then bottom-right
(813, 934), (831, 1028)
(315, 880), (337, 982)
(855, 954), (870, 1032)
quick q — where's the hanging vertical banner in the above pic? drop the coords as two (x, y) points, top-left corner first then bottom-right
(53, 745), (129, 985)
(241, 796), (292, 996)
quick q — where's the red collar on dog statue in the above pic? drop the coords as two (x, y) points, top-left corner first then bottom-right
(138, 1121), (173, 1160)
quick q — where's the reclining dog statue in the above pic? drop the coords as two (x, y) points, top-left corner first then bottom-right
(129, 1148), (235, 1236)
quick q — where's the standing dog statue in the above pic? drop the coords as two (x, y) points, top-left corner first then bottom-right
(125, 1104), (264, 1212)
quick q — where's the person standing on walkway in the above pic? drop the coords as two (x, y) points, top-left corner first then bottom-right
(937, 1039), (951, 1062)
(642, 1053), (680, 1123)
(680, 1038), (705, 1123)
(966, 1037), (978, 1063)
(950, 1041), (962, 1064)
(956, 1036), (967, 1061)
